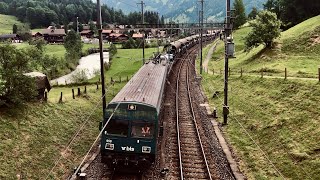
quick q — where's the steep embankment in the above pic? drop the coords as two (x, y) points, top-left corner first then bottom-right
(201, 15), (320, 179)
(209, 15), (320, 78)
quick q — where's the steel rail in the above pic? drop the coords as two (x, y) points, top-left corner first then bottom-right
(175, 56), (185, 180)
(186, 60), (213, 180)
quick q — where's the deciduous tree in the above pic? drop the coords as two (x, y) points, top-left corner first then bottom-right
(244, 10), (281, 51)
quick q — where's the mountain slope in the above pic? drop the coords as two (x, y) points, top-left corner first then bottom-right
(102, 0), (267, 22)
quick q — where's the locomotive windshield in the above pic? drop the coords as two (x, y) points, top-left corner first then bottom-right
(105, 119), (128, 137)
(131, 121), (154, 138)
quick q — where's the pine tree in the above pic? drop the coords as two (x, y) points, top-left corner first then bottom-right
(233, 0), (246, 29)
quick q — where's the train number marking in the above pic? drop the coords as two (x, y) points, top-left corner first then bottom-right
(121, 146), (135, 152)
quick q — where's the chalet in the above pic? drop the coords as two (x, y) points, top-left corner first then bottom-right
(108, 33), (128, 43)
(102, 30), (113, 39)
(80, 30), (94, 38)
(42, 29), (66, 43)
(132, 33), (144, 40)
(0, 34), (21, 42)
(32, 32), (43, 38)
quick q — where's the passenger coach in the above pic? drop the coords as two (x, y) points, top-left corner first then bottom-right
(100, 61), (168, 170)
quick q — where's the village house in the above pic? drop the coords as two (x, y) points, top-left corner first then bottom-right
(132, 33), (144, 40)
(80, 30), (94, 38)
(32, 32), (43, 39)
(108, 33), (128, 43)
(102, 29), (113, 40)
(42, 29), (66, 43)
(0, 34), (21, 42)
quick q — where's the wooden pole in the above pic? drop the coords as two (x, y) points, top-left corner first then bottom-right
(240, 68), (243, 77)
(285, 68), (287, 80)
(44, 92), (48, 102)
(84, 86), (87, 94)
(72, 89), (75, 99)
(96, 82), (99, 90)
(77, 88), (81, 96)
(318, 68), (320, 82)
(59, 92), (63, 103)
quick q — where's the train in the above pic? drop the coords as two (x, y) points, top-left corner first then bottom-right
(99, 32), (219, 172)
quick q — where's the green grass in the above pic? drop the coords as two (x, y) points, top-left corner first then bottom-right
(202, 74), (320, 179)
(0, 82), (127, 179)
(0, 14), (23, 34)
(208, 16), (320, 78)
(90, 47), (159, 83)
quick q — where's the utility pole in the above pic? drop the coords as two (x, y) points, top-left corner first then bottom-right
(76, 16), (79, 33)
(97, 0), (106, 115)
(157, 12), (160, 54)
(199, 0), (204, 74)
(223, 0), (232, 124)
(137, 1), (145, 64)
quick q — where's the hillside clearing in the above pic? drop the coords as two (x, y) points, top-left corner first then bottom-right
(0, 14), (23, 34)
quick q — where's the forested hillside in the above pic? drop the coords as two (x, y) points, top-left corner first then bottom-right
(0, 0), (163, 28)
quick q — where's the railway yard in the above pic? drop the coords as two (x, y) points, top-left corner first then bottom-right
(74, 38), (241, 180)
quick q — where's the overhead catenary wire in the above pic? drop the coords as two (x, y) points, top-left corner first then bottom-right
(71, 102), (121, 178)
(44, 93), (107, 180)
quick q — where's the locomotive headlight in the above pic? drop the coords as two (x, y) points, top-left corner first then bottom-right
(142, 146), (151, 153)
(105, 143), (114, 150)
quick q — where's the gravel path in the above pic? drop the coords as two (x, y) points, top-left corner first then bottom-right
(51, 52), (109, 85)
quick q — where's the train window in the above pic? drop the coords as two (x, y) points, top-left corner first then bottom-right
(131, 121), (154, 138)
(105, 119), (129, 137)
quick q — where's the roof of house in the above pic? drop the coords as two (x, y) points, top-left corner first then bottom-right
(109, 33), (127, 38)
(42, 29), (66, 36)
(80, 30), (93, 34)
(102, 30), (113, 34)
(32, 32), (42, 36)
(0, 34), (19, 39)
(83, 25), (90, 30)
(132, 33), (143, 38)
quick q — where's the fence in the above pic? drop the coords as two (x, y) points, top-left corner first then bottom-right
(202, 67), (320, 82)
(46, 75), (134, 103)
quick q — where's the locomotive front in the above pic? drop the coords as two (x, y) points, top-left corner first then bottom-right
(100, 102), (158, 171)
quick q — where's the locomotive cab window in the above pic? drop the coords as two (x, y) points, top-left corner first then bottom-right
(131, 121), (154, 138)
(105, 119), (129, 137)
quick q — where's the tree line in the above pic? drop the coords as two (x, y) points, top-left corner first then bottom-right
(0, 0), (165, 28)
(264, 0), (320, 29)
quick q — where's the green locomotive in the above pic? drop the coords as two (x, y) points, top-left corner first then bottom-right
(100, 61), (168, 171)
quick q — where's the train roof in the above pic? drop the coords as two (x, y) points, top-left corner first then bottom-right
(109, 62), (167, 112)
(178, 38), (188, 44)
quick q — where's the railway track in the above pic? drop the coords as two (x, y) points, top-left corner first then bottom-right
(175, 46), (214, 180)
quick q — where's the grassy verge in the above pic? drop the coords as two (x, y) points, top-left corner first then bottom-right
(201, 73), (320, 179)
